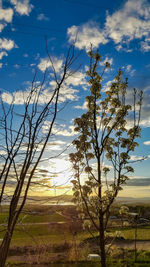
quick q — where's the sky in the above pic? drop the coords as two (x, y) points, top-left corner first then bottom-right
(0, 0), (150, 199)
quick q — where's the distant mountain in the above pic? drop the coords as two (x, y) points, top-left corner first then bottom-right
(26, 195), (150, 205)
(3, 194), (150, 206)
(26, 195), (73, 204)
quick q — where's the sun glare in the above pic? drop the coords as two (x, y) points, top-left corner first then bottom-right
(48, 158), (73, 188)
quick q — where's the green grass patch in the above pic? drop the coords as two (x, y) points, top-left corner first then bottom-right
(0, 212), (66, 224)
(1, 222), (88, 247)
(0, 212), (9, 223)
(107, 225), (150, 240)
(121, 228), (150, 240)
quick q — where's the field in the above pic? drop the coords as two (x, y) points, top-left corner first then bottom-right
(1, 204), (150, 266)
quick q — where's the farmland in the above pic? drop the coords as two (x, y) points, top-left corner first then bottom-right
(1, 203), (150, 266)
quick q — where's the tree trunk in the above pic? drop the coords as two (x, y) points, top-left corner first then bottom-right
(0, 230), (12, 267)
(99, 214), (106, 267)
(0, 208), (17, 267)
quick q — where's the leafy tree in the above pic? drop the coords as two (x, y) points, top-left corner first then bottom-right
(0, 44), (77, 267)
(69, 49), (142, 267)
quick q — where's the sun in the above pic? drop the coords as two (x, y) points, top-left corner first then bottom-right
(48, 158), (73, 189)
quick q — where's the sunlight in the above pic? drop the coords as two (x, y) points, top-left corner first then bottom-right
(48, 158), (73, 190)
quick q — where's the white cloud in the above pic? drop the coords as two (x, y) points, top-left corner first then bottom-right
(54, 125), (76, 137)
(0, 8), (13, 23)
(139, 118), (150, 127)
(105, 0), (150, 50)
(42, 121), (51, 133)
(10, 0), (33, 16)
(139, 91), (150, 127)
(128, 175), (150, 179)
(102, 79), (114, 92)
(0, 23), (6, 32)
(59, 86), (78, 101)
(65, 71), (88, 90)
(123, 85), (150, 129)
(45, 141), (66, 151)
(19, 140), (66, 153)
(1, 87), (53, 105)
(2, 90), (30, 104)
(1, 79), (78, 105)
(0, 38), (15, 50)
(144, 140), (150, 145)
(37, 13), (49, 21)
(38, 57), (63, 73)
(100, 56), (113, 66)
(66, 0), (150, 52)
(0, 150), (6, 155)
(0, 51), (8, 60)
(141, 37), (150, 51)
(43, 122), (77, 137)
(49, 81), (78, 102)
(125, 64), (135, 76)
(75, 100), (88, 110)
(126, 109), (150, 129)
(126, 65), (132, 72)
(130, 155), (146, 161)
(67, 0), (150, 52)
(1, 92), (13, 103)
(67, 22), (108, 51)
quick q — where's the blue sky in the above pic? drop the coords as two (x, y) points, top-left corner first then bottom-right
(0, 0), (150, 198)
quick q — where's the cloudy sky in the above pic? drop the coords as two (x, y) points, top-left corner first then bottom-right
(0, 0), (150, 198)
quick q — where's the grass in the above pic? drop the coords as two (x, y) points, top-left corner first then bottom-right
(108, 225), (150, 240)
(0, 207), (91, 247)
(0, 224), (74, 246)
(0, 212), (66, 224)
(1, 205), (150, 266)
(0, 212), (9, 223)
(0, 220), (91, 248)
(1, 219), (150, 248)
(122, 228), (150, 240)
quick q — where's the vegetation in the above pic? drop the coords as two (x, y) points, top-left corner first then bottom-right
(0, 44), (78, 267)
(0, 204), (150, 266)
(0, 47), (146, 266)
(69, 49), (143, 267)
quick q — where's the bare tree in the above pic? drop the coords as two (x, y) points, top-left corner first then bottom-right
(69, 49), (143, 267)
(0, 44), (77, 267)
